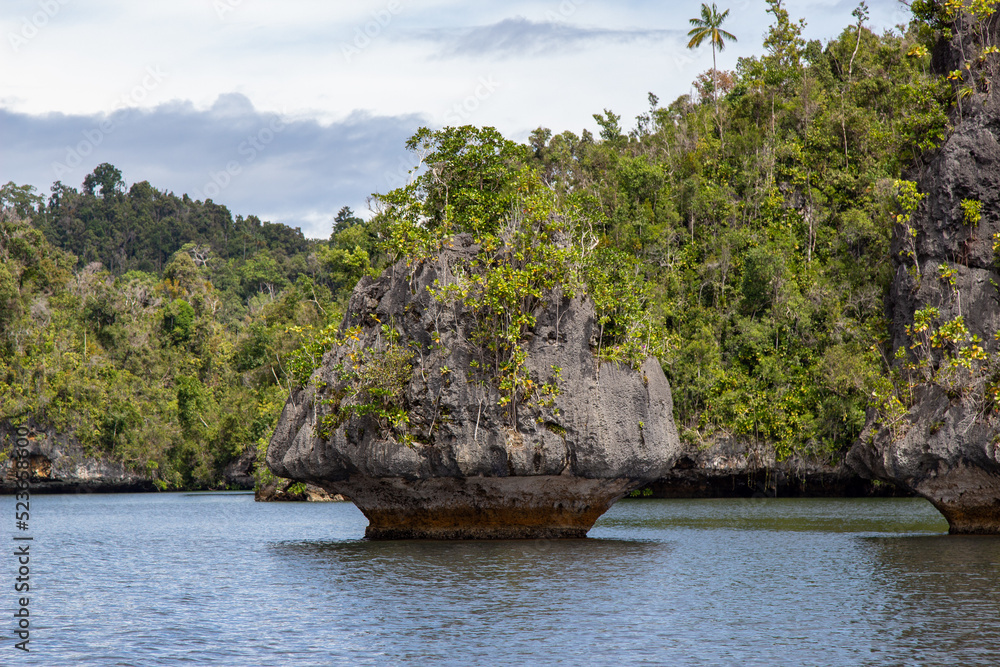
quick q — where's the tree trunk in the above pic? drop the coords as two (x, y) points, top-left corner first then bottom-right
(712, 43), (718, 115)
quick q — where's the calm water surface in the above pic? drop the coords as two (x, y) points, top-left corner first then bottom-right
(5, 493), (999, 666)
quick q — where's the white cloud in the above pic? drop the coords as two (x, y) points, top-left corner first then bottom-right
(0, 0), (912, 237)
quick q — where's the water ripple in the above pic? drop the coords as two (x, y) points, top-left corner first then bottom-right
(9, 492), (996, 666)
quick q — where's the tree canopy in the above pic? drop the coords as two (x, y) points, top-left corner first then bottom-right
(1, 3), (977, 489)
(687, 2), (738, 111)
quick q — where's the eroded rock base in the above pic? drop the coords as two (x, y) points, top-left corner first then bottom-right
(936, 504), (1000, 535)
(321, 475), (634, 539)
(917, 465), (1000, 535)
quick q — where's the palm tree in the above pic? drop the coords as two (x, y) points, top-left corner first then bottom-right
(687, 3), (737, 112)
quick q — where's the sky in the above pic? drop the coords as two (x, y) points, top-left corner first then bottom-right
(1, 0), (912, 239)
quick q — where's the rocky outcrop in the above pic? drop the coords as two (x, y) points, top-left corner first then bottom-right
(0, 421), (153, 493)
(223, 449), (258, 490)
(652, 438), (907, 498)
(267, 235), (682, 538)
(852, 383), (1000, 533)
(0, 421), (257, 493)
(255, 481), (346, 502)
(848, 91), (1000, 532)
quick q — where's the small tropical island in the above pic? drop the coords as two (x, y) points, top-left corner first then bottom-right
(2, 1), (999, 534)
(265, 129), (683, 536)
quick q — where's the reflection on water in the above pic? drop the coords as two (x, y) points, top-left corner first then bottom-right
(274, 536), (666, 575)
(269, 539), (672, 664)
(600, 497), (951, 533)
(10, 493), (999, 666)
(272, 538), (669, 604)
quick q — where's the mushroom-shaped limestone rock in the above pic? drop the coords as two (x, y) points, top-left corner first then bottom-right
(267, 235), (682, 539)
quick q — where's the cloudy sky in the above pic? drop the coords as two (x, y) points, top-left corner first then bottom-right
(1, 0), (910, 238)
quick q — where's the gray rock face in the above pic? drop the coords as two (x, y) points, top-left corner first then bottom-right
(848, 97), (1000, 533)
(0, 421), (256, 493)
(255, 481), (346, 502)
(267, 235), (682, 538)
(223, 449), (257, 489)
(0, 421), (153, 493)
(652, 438), (906, 498)
(850, 384), (1000, 532)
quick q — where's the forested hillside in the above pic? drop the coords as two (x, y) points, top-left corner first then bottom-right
(2, 1), (979, 489)
(0, 172), (374, 488)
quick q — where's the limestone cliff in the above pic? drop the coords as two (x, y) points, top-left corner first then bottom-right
(848, 54), (1000, 531)
(0, 421), (256, 493)
(652, 438), (904, 499)
(0, 421), (153, 493)
(266, 235), (682, 538)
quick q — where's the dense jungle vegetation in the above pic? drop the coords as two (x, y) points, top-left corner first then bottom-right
(0, 1), (984, 488)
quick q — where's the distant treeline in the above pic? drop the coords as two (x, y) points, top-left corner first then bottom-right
(0, 1), (972, 487)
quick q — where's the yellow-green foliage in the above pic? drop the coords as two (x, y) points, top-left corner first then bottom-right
(872, 305), (992, 437)
(2, 2), (980, 477)
(314, 323), (414, 442)
(960, 198), (983, 226)
(0, 209), (336, 489)
(372, 126), (666, 427)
